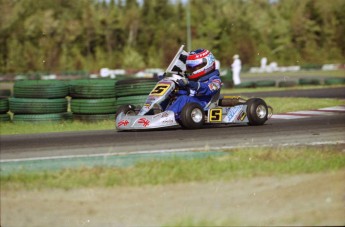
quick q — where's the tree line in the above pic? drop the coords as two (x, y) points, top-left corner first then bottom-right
(0, 0), (344, 74)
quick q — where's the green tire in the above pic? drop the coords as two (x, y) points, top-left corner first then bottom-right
(71, 98), (117, 114)
(69, 79), (117, 98)
(0, 97), (9, 114)
(73, 113), (115, 122)
(115, 79), (157, 97)
(298, 78), (321, 85)
(278, 81), (297, 87)
(115, 95), (147, 109)
(324, 78), (345, 85)
(234, 81), (255, 88)
(255, 80), (276, 87)
(14, 80), (68, 98)
(12, 112), (72, 123)
(9, 98), (68, 114)
(0, 113), (11, 122)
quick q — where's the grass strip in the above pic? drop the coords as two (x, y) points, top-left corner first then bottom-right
(1, 145), (344, 190)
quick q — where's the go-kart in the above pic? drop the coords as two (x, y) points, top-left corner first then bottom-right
(115, 45), (273, 130)
(115, 74), (273, 130)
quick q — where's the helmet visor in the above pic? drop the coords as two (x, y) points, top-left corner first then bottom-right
(186, 59), (206, 73)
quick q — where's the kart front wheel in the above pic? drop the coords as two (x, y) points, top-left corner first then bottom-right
(180, 103), (205, 129)
(115, 104), (136, 120)
(246, 98), (268, 126)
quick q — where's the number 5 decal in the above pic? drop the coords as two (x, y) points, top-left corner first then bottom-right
(150, 84), (170, 96)
(209, 108), (222, 122)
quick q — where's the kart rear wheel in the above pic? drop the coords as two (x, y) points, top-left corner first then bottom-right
(246, 98), (268, 126)
(115, 104), (136, 120)
(180, 103), (204, 129)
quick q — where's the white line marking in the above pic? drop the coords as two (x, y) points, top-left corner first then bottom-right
(288, 110), (335, 115)
(271, 115), (309, 119)
(319, 106), (345, 111)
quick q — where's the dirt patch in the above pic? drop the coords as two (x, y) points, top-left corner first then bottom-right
(1, 170), (345, 226)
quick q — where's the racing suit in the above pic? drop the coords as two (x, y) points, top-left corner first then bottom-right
(166, 70), (222, 117)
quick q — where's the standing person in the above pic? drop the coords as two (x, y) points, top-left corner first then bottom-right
(231, 54), (242, 85)
(166, 48), (222, 119)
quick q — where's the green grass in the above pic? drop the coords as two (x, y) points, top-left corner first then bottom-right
(1, 97), (344, 135)
(240, 69), (345, 78)
(1, 145), (344, 190)
(222, 84), (345, 94)
(0, 120), (115, 135)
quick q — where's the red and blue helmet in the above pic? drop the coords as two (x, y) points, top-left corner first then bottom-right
(186, 49), (216, 80)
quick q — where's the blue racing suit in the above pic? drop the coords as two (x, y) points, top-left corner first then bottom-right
(166, 70), (222, 117)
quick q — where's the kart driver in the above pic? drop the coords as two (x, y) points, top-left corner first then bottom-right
(166, 48), (222, 118)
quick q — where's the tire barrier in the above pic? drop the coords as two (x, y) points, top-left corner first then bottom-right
(12, 112), (72, 123)
(324, 78), (345, 85)
(0, 113), (11, 122)
(69, 79), (117, 98)
(254, 80), (276, 87)
(69, 79), (118, 122)
(13, 80), (68, 98)
(9, 80), (70, 122)
(234, 81), (255, 88)
(115, 95), (147, 110)
(0, 97), (9, 114)
(72, 113), (115, 122)
(298, 78), (321, 85)
(115, 78), (157, 97)
(278, 81), (297, 88)
(71, 98), (117, 114)
(0, 89), (12, 97)
(9, 98), (68, 114)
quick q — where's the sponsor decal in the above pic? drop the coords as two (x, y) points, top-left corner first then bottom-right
(138, 118), (150, 127)
(237, 111), (247, 121)
(118, 120), (129, 127)
(208, 80), (221, 91)
(226, 105), (243, 122)
(161, 112), (169, 118)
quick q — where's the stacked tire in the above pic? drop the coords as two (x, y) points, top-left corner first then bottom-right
(69, 79), (117, 122)
(115, 78), (157, 110)
(10, 80), (70, 122)
(0, 97), (10, 122)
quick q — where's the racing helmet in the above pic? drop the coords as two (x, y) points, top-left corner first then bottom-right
(186, 48), (216, 80)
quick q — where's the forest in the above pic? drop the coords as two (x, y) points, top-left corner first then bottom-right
(0, 0), (344, 74)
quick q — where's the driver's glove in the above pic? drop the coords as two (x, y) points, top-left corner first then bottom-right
(177, 78), (199, 91)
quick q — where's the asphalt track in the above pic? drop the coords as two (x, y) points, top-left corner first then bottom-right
(1, 88), (344, 162)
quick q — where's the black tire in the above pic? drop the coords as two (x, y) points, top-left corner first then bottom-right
(246, 98), (268, 126)
(180, 103), (205, 129)
(115, 104), (137, 120)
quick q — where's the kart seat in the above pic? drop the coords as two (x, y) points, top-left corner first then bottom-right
(204, 90), (220, 110)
